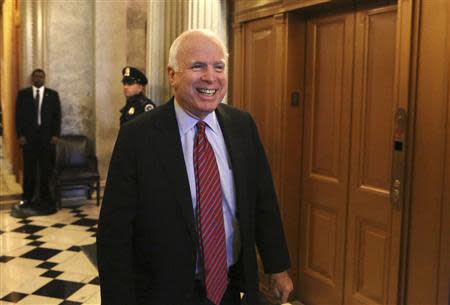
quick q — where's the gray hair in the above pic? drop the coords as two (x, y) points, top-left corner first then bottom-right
(168, 29), (229, 71)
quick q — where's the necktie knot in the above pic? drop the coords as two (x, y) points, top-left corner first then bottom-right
(196, 121), (206, 134)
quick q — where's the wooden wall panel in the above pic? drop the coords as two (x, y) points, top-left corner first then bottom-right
(407, 1), (450, 304)
(355, 221), (388, 304)
(278, 11), (306, 296)
(307, 17), (349, 182)
(305, 203), (337, 282)
(358, 9), (397, 190)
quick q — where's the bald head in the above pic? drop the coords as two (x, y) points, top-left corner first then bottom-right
(168, 29), (228, 72)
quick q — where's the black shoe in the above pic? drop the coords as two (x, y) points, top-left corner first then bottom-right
(34, 205), (57, 215)
(10, 204), (57, 218)
(10, 206), (37, 218)
(13, 200), (32, 211)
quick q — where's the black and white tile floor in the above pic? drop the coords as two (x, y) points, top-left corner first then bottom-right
(0, 201), (100, 304)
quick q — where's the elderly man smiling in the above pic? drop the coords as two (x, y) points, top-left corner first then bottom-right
(97, 29), (293, 305)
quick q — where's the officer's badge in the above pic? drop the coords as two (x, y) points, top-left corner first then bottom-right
(144, 104), (154, 112)
(128, 107), (135, 115)
(124, 67), (130, 77)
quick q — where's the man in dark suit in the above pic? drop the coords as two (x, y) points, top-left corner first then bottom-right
(97, 29), (293, 305)
(12, 69), (61, 217)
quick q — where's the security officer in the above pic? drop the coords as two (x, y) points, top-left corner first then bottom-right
(120, 66), (155, 125)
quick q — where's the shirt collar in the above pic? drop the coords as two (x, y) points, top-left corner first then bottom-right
(174, 99), (220, 136)
(32, 86), (44, 93)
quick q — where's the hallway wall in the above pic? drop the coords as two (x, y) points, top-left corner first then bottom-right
(15, 0), (229, 183)
(18, 0), (148, 180)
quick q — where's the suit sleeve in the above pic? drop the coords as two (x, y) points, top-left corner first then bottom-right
(97, 126), (138, 305)
(52, 91), (62, 137)
(15, 91), (25, 138)
(249, 114), (291, 274)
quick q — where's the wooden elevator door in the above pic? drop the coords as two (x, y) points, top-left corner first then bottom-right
(299, 5), (401, 305)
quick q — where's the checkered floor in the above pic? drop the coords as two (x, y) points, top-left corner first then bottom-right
(0, 201), (100, 304)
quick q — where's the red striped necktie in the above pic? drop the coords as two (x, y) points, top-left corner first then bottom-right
(193, 121), (228, 305)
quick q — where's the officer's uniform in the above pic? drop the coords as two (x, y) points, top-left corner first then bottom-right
(120, 66), (156, 126)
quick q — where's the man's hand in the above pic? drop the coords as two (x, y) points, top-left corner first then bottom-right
(269, 271), (293, 304)
(18, 136), (27, 146)
(51, 136), (59, 144)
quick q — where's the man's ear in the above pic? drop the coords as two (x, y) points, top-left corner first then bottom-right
(167, 67), (175, 85)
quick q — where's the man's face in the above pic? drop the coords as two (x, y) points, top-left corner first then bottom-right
(31, 71), (45, 88)
(123, 83), (144, 98)
(168, 34), (227, 119)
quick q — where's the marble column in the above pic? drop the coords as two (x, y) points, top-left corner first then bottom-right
(126, 1), (147, 71)
(1, 0), (17, 175)
(146, 0), (188, 104)
(146, 0), (228, 104)
(188, 0), (228, 46)
(94, 1), (127, 180)
(46, 0), (95, 139)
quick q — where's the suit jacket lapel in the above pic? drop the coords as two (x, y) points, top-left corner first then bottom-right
(27, 87), (33, 100)
(216, 105), (249, 232)
(153, 100), (198, 245)
(41, 88), (48, 113)
(28, 87), (38, 118)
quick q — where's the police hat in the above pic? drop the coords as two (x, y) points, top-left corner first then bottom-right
(121, 66), (148, 85)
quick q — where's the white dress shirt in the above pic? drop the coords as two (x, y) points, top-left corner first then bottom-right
(32, 86), (44, 126)
(174, 100), (240, 271)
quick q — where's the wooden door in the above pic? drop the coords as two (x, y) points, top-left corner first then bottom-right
(243, 17), (277, 167)
(241, 15), (286, 191)
(237, 15), (289, 301)
(299, 4), (401, 305)
(344, 6), (400, 305)
(299, 11), (355, 305)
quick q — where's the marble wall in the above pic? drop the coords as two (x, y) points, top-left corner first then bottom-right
(47, 0), (95, 140)
(126, 1), (147, 72)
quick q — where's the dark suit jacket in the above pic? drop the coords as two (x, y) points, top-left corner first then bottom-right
(15, 87), (61, 144)
(97, 99), (290, 305)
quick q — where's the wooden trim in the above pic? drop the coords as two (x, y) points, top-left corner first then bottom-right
(391, 0), (416, 304)
(230, 22), (244, 108)
(399, 0), (420, 302)
(272, 12), (286, 196)
(283, 0), (332, 13)
(233, 0), (331, 24)
(438, 2), (450, 303)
